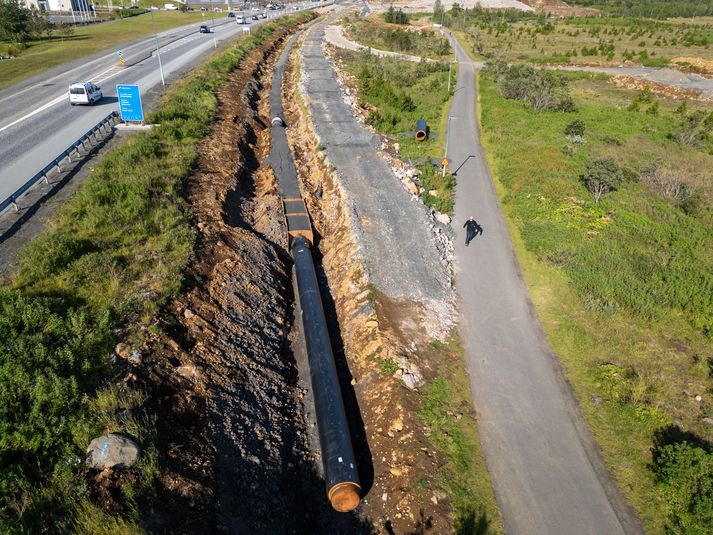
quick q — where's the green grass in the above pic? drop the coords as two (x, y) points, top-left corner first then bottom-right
(447, 7), (713, 68)
(419, 336), (503, 535)
(338, 50), (457, 214)
(0, 13), (312, 532)
(0, 11), (213, 89)
(477, 68), (713, 534)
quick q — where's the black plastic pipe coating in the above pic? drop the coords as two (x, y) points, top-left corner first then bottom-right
(291, 234), (361, 512)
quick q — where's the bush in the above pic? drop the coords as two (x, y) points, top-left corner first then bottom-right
(0, 291), (111, 499)
(383, 6), (408, 25)
(486, 62), (576, 113)
(669, 110), (713, 147)
(564, 119), (586, 137)
(580, 158), (623, 203)
(652, 440), (713, 534)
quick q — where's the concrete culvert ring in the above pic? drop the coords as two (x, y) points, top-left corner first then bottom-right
(271, 116), (285, 127)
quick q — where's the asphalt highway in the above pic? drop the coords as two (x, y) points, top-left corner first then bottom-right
(0, 6), (310, 205)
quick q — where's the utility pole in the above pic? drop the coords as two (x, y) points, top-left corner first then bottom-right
(211, 0), (217, 48)
(443, 115), (454, 178)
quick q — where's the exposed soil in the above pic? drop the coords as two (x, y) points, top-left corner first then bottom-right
(671, 56), (713, 77)
(281, 31), (455, 534)
(519, 0), (600, 17)
(612, 74), (708, 101)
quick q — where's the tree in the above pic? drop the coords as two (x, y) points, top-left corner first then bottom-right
(0, 0), (36, 42)
(581, 158), (624, 203)
(433, 0), (444, 24)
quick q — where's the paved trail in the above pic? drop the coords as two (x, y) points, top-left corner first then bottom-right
(447, 34), (644, 535)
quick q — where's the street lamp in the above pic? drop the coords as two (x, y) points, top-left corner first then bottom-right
(150, 9), (166, 86)
(210, 0), (217, 48)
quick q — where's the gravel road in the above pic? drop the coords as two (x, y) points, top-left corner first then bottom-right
(299, 19), (453, 313)
(446, 32), (644, 535)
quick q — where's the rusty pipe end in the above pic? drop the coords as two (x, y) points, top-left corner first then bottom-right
(328, 482), (361, 512)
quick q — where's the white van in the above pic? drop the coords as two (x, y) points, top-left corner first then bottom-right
(235, 15), (246, 24)
(69, 82), (103, 106)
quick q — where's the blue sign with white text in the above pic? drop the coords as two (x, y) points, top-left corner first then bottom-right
(117, 84), (143, 122)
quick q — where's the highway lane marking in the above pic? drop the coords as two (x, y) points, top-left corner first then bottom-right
(0, 64), (126, 134)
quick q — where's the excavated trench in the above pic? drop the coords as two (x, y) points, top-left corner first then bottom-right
(93, 15), (456, 535)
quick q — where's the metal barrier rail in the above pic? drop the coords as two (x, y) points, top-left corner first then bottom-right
(0, 111), (119, 215)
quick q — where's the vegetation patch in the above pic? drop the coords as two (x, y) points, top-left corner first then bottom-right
(419, 336), (502, 535)
(336, 49), (457, 213)
(478, 65), (713, 533)
(440, 4), (713, 68)
(344, 13), (452, 60)
(0, 14), (310, 532)
(0, 8), (212, 88)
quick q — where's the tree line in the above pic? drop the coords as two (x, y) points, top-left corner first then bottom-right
(568, 0), (713, 18)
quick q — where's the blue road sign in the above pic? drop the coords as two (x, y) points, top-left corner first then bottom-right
(116, 84), (143, 122)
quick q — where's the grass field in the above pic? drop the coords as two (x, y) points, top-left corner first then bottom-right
(446, 7), (713, 69)
(0, 14), (310, 532)
(0, 11), (214, 89)
(477, 67), (713, 533)
(336, 49), (457, 214)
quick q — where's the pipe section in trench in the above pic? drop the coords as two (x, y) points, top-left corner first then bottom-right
(269, 32), (361, 512)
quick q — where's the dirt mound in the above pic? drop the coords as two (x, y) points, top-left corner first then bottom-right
(519, 0), (600, 16)
(672, 56), (713, 77)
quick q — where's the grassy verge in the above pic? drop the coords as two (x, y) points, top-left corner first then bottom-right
(477, 66), (713, 533)
(336, 49), (457, 214)
(0, 11), (215, 89)
(419, 336), (503, 534)
(0, 13), (311, 533)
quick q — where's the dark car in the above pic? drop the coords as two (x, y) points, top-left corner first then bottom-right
(227, 11), (235, 17)
(199, 24), (210, 33)
(251, 14), (258, 20)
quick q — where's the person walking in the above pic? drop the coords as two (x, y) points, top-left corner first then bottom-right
(463, 217), (482, 246)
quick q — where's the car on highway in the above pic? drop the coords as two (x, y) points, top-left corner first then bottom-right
(251, 14), (259, 20)
(236, 15), (248, 24)
(227, 11), (235, 17)
(260, 12), (267, 18)
(199, 24), (211, 33)
(68, 82), (102, 106)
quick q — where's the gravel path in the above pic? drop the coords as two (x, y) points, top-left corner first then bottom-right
(300, 19), (453, 313)
(447, 33), (644, 535)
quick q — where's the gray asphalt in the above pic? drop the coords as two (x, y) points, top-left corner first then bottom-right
(0, 7), (308, 206)
(447, 34), (644, 535)
(299, 17), (452, 307)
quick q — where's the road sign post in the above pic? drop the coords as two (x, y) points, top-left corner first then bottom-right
(117, 50), (124, 65)
(117, 85), (144, 124)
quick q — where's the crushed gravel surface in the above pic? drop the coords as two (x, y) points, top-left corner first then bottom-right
(299, 21), (454, 319)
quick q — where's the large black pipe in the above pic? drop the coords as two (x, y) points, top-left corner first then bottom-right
(291, 234), (361, 512)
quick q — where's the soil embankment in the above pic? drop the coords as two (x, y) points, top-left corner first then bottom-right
(113, 22), (369, 532)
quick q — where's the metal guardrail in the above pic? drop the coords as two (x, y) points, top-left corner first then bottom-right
(0, 111), (119, 215)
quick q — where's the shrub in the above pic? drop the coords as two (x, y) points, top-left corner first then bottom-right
(580, 158), (623, 203)
(488, 62), (576, 113)
(564, 119), (586, 137)
(383, 6), (408, 25)
(652, 440), (713, 534)
(669, 110), (713, 147)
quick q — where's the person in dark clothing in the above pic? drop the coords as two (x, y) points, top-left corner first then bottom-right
(464, 217), (482, 246)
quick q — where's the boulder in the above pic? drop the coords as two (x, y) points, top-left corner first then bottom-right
(86, 433), (140, 470)
(114, 343), (131, 359)
(402, 373), (418, 390)
(435, 213), (451, 226)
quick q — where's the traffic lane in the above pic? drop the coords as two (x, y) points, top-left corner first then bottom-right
(0, 16), (271, 200)
(0, 17), (237, 127)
